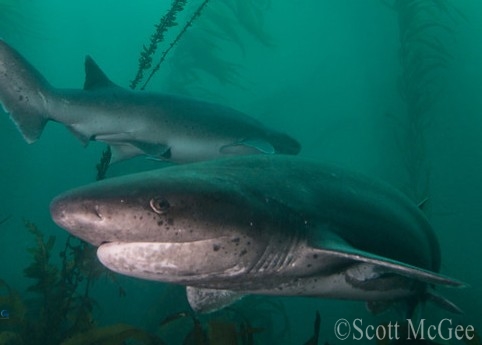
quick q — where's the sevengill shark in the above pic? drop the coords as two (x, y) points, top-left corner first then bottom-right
(0, 39), (300, 163)
(50, 155), (463, 313)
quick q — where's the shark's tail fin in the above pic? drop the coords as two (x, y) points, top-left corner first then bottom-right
(0, 39), (53, 143)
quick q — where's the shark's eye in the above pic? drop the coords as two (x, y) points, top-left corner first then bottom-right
(150, 197), (170, 214)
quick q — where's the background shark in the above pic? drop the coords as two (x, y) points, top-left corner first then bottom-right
(50, 155), (462, 313)
(0, 39), (300, 163)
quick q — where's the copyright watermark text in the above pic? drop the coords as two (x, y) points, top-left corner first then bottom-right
(334, 318), (475, 341)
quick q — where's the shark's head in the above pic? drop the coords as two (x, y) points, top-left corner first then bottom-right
(50, 167), (275, 284)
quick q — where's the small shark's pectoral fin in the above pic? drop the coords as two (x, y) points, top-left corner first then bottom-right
(220, 138), (275, 155)
(308, 233), (464, 288)
(130, 142), (171, 159)
(110, 144), (143, 163)
(186, 286), (244, 314)
(83, 56), (119, 90)
(95, 133), (171, 162)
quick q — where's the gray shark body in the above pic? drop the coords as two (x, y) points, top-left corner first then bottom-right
(0, 40), (300, 163)
(50, 155), (462, 312)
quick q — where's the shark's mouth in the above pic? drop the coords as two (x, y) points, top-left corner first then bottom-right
(96, 238), (251, 283)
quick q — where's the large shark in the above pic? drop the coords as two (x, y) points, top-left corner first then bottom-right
(0, 39), (300, 163)
(50, 155), (462, 313)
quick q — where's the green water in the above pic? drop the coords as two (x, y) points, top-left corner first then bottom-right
(0, 0), (481, 344)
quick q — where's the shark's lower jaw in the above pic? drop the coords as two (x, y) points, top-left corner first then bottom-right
(96, 239), (252, 283)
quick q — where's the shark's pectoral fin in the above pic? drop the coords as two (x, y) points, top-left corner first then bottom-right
(425, 291), (463, 314)
(365, 289), (464, 315)
(95, 133), (171, 162)
(130, 142), (171, 159)
(186, 286), (244, 314)
(308, 233), (464, 288)
(220, 138), (275, 155)
(110, 144), (143, 163)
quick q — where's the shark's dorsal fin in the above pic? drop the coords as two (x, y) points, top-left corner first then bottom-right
(84, 55), (118, 90)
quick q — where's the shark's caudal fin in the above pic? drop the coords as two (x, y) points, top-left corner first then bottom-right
(0, 39), (52, 143)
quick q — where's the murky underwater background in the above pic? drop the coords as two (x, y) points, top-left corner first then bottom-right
(1, 0), (482, 344)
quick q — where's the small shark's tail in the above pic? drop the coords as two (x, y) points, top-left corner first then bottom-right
(0, 39), (53, 143)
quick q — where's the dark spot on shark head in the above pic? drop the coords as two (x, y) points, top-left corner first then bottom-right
(240, 249), (247, 256)
(213, 244), (220, 252)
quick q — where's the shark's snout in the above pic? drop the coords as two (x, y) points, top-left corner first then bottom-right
(50, 194), (106, 246)
(50, 194), (73, 229)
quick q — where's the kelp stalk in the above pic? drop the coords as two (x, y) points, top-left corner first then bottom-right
(388, 0), (462, 202)
(130, 0), (188, 90)
(140, 0), (210, 90)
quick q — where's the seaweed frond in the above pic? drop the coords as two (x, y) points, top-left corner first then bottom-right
(130, 0), (189, 90)
(95, 146), (111, 181)
(139, 0), (210, 90)
(0, 279), (27, 332)
(20, 221), (120, 344)
(387, 0), (464, 202)
(23, 221), (57, 295)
